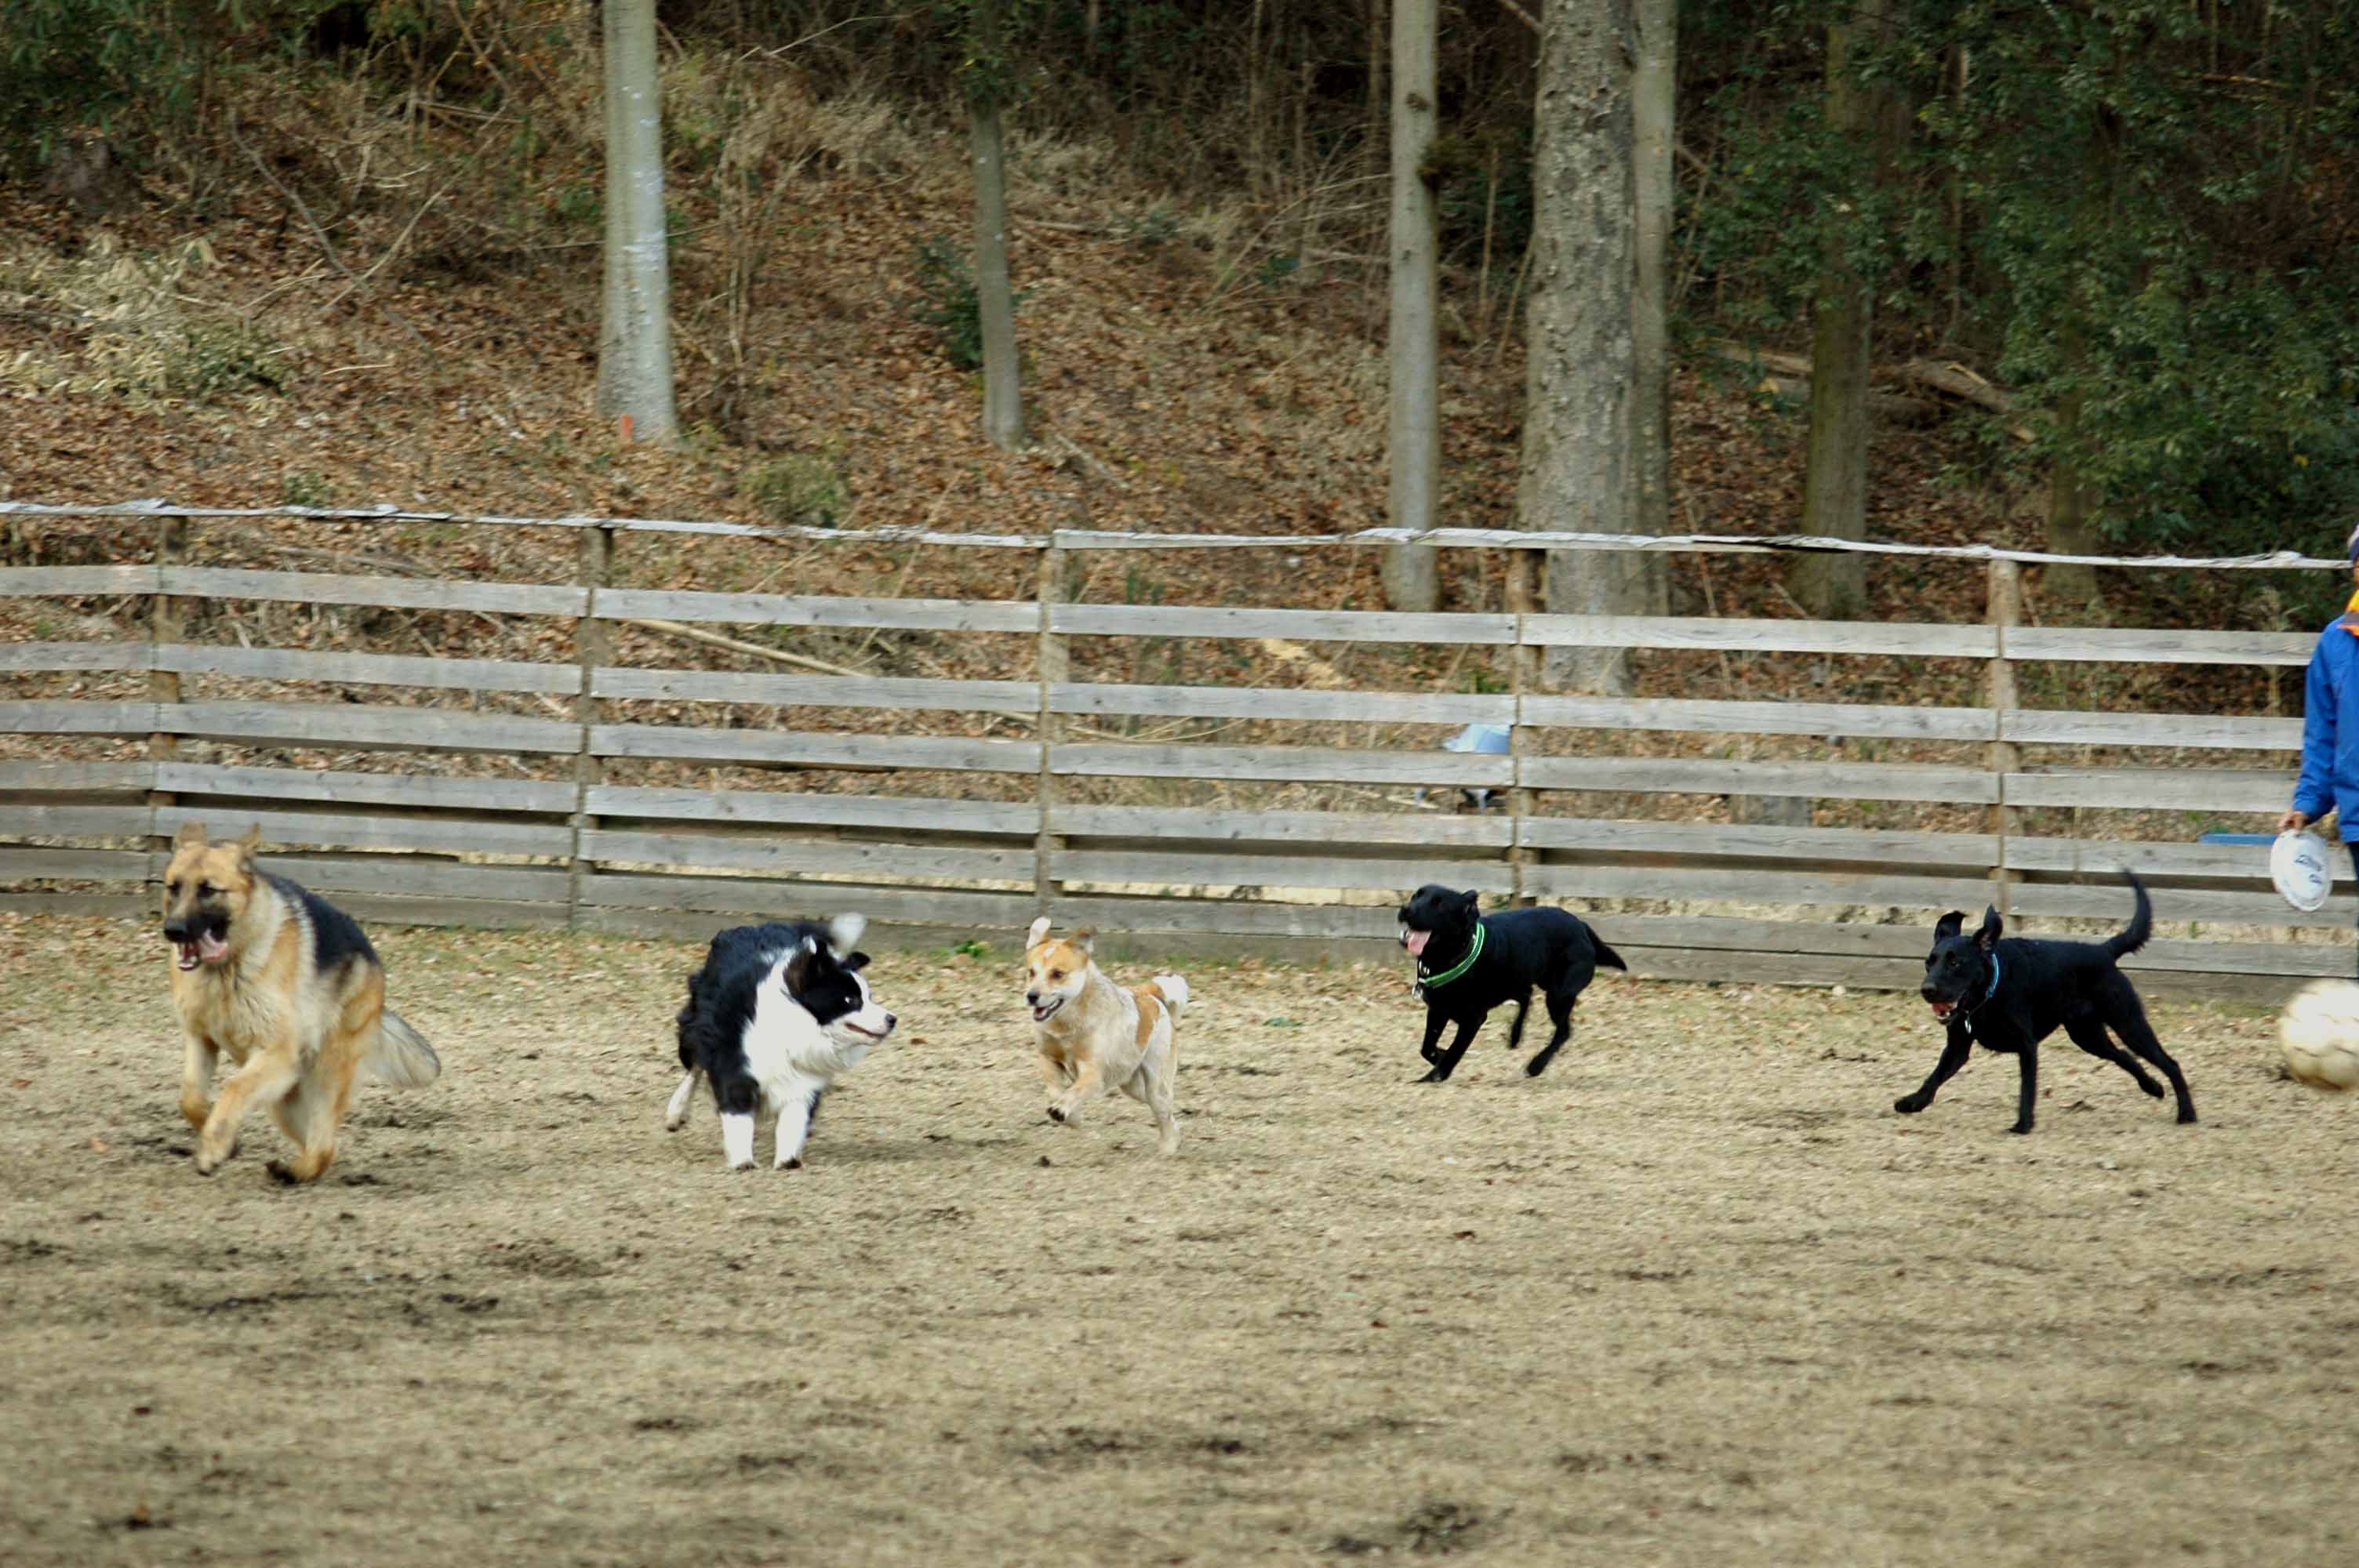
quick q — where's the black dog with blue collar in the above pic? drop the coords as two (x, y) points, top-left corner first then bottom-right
(1897, 869), (2197, 1135)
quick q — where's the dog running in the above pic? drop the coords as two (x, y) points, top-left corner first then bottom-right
(1022, 918), (1187, 1154)
(1899, 869), (2197, 1134)
(1396, 884), (1625, 1083)
(667, 915), (897, 1171)
(161, 822), (442, 1183)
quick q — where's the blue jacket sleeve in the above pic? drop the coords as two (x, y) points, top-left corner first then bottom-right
(2295, 631), (2340, 821)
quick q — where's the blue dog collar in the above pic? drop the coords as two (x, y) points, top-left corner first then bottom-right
(1961, 953), (2001, 1027)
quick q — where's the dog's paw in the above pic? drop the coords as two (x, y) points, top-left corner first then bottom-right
(1045, 1104), (1068, 1124)
(726, 1157), (756, 1172)
(1415, 1067), (1451, 1084)
(265, 1159), (302, 1185)
(1892, 1094), (1927, 1115)
(2008, 1121), (2034, 1135)
(776, 1156), (803, 1171)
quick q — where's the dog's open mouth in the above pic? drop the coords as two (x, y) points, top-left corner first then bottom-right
(1928, 999), (1957, 1021)
(1401, 927), (1431, 958)
(1030, 998), (1063, 1023)
(173, 931), (230, 971)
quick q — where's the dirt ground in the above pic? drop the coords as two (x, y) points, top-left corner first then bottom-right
(2, 911), (2355, 1568)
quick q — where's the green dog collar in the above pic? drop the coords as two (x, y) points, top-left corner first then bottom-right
(1416, 921), (1486, 989)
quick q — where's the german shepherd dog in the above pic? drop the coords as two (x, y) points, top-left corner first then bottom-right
(162, 822), (441, 1182)
(1900, 869), (2197, 1134)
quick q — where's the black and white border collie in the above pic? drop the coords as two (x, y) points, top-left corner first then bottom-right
(664, 914), (896, 1171)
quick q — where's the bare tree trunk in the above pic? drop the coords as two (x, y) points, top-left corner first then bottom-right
(1787, 0), (1896, 619)
(1383, 0), (1441, 612)
(2045, 121), (2118, 610)
(596, 0), (678, 445)
(1630, 0), (1676, 615)
(971, 0), (1024, 452)
(1518, 0), (1640, 692)
(2045, 352), (2103, 608)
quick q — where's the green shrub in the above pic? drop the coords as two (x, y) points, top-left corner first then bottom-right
(743, 451), (849, 528)
(909, 235), (987, 371)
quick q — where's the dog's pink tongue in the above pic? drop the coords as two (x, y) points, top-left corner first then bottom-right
(198, 931), (228, 964)
(1404, 929), (1430, 958)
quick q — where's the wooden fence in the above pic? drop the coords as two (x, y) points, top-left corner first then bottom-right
(0, 502), (2345, 1000)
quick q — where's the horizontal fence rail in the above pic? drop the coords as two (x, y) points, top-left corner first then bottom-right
(0, 503), (2341, 1001)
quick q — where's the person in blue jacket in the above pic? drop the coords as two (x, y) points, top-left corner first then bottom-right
(2279, 524), (2359, 965)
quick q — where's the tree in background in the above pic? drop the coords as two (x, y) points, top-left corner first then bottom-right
(962, 0), (1026, 452)
(1695, 0), (2359, 602)
(597, 0), (678, 447)
(1921, 0), (2359, 588)
(1518, 0), (1641, 693)
(1630, 0), (1677, 613)
(1382, 0), (1442, 614)
(1789, 0), (1902, 619)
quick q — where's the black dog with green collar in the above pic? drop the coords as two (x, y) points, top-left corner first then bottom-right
(1395, 885), (1627, 1084)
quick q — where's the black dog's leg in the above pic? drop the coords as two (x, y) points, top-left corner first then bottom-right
(2063, 1018), (2165, 1100)
(1418, 1017), (1482, 1083)
(1503, 993), (1532, 1052)
(2105, 995), (2198, 1125)
(1523, 991), (1576, 1078)
(2010, 1039), (2039, 1134)
(1895, 1029), (1972, 1116)
(1418, 1008), (1449, 1065)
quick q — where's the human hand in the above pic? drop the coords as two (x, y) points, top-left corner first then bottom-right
(2278, 809), (2310, 835)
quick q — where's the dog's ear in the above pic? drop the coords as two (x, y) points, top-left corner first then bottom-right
(826, 913), (867, 953)
(1975, 906), (2003, 950)
(173, 818), (209, 851)
(1459, 889), (1481, 913)
(782, 934), (819, 990)
(843, 950), (870, 973)
(1933, 910), (1965, 942)
(233, 824), (262, 866)
(1072, 927), (1096, 956)
(1025, 915), (1051, 949)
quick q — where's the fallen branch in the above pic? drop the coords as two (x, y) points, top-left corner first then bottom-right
(227, 115), (429, 350)
(623, 616), (869, 678)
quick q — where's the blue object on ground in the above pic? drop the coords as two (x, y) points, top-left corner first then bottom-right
(2197, 832), (2275, 846)
(1445, 723), (1512, 755)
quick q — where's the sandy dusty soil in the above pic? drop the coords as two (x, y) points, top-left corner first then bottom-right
(2, 911), (2356, 1567)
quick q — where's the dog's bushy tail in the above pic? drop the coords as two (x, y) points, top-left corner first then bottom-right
(1592, 937), (1629, 973)
(1148, 973), (1190, 1019)
(2104, 869), (2153, 961)
(367, 1011), (442, 1087)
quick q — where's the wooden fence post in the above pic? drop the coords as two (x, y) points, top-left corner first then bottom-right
(1507, 547), (1540, 906)
(569, 522), (614, 927)
(1986, 556), (2020, 921)
(145, 512), (187, 879)
(1034, 539), (1067, 919)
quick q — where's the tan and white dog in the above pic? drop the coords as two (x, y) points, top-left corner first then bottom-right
(1022, 917), (1187, 1154)
(161, 822), (441, 1183)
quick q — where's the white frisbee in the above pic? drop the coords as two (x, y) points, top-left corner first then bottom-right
(2272, 830), (2335, 913)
